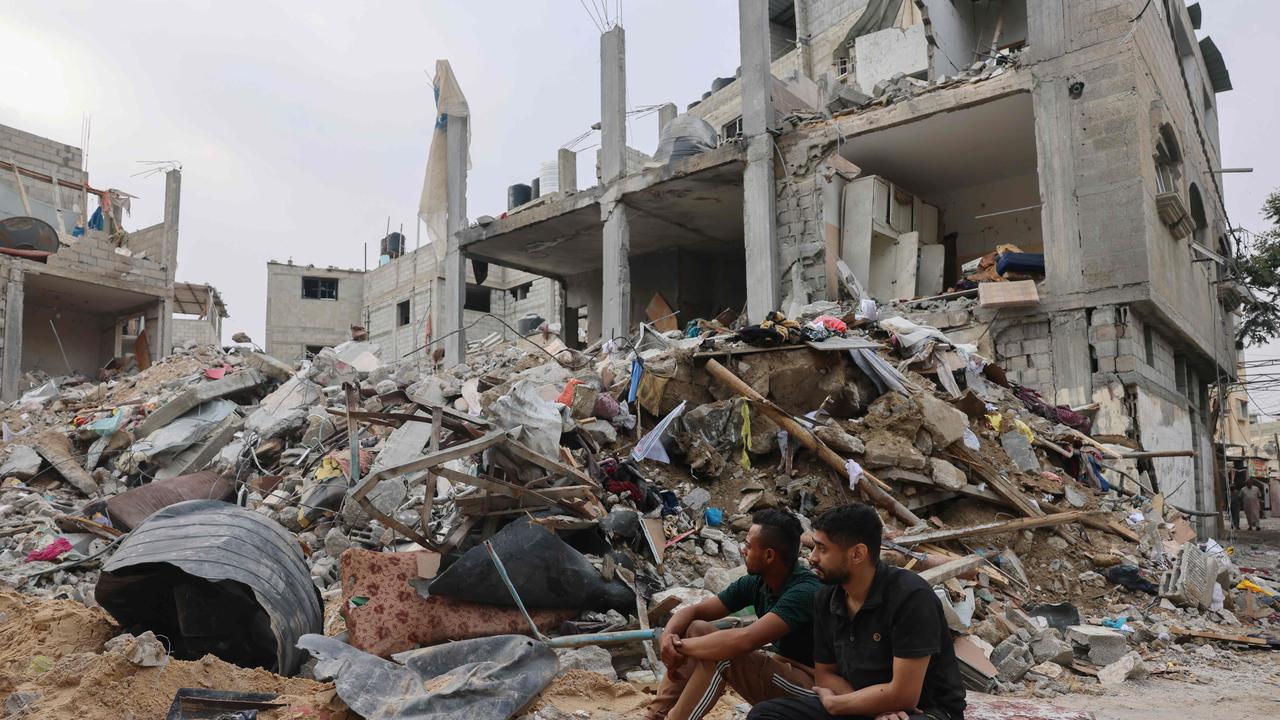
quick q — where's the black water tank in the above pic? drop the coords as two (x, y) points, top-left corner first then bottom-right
(508, 183), (532, 209)
(380, 231), (405, 259)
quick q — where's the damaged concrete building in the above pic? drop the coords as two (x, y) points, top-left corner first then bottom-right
(263, 250), (557, 366)
(0, 123), (228, 399)
(436, 1), (1237, 528)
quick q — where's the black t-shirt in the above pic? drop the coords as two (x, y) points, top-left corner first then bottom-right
(717, 563), (821, 666)
(813, 562), (966, 719)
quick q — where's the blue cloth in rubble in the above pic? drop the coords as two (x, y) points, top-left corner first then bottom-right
(88, 207), (104, 230)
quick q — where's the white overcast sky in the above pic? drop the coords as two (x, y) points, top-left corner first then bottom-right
(2, 1), (1278, 416)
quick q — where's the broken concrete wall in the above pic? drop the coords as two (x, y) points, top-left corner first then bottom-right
(689, 0), (870, 132)
(854, 23), (929, 94)
(776, 168), (827, 307)
(1135, 386), (1197, 510)
(0, 123), (88, 210)
(172, 316), (220, 348)
(920, 0), (1027, 81)
(993, 318), (1053, 399)
(20, 301), (117, 377)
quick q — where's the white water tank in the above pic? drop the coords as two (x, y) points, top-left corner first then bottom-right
(538, 160), (560, 196)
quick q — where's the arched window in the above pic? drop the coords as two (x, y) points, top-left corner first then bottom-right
(1188, 183), (1207, 245)
(1154, 124), (1182, 194)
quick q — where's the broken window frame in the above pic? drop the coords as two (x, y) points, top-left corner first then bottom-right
(301, 276), (339, 301)
(721, 116), (743, 143)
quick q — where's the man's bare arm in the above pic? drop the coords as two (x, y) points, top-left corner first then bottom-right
(814, 656), (930, 717)
(675, 613), (790, 661)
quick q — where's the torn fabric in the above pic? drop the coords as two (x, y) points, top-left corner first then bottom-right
(419, 59), (470, 263)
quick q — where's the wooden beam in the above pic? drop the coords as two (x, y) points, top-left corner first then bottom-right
(894, 511), (1097, 546)
(704, 358), (923, 528)
(917, 555), (985, 585)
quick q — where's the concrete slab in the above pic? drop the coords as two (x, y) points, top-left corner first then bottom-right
(136, 369), (265, 438)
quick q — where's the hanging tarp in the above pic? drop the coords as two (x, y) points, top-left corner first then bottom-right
(419, 59), (471, 264)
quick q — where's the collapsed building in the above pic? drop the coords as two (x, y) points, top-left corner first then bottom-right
(0, 123), (229, 398)
(428, 0), (1239, 534)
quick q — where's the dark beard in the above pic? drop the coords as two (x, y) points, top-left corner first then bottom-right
(817, 569), (848, 585)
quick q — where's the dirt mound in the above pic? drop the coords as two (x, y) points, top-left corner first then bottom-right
(13, 651), (336, 720)
(0, 592), (117, 697)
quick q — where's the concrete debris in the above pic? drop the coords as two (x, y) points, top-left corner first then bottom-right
(1096, 651), (1148, 686)
(555, 645), (617, 680)
(0, 296), (1273, 716)
(1066, 625), (1129, 667)
(104, 630), (170, 667)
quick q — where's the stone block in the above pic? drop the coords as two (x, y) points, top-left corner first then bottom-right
(1000, 430), (1040, 473)
(918, 393), (968, 448)
(1097, 651), (1147, 686)
(1066, 625), (1128, 666)
(1029, 630), (1074, 666)
(136, 369), (267, 438)
(1027, 661), (1064, 680)
(1114, 355), (1138, 373)
(930, 458), (967, 491)
(555, 645), (617, 680)
(991, 636), (1033, 682)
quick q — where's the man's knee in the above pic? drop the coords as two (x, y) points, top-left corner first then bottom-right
(686, 619), (716, 638)
(746, 696), (825, 719)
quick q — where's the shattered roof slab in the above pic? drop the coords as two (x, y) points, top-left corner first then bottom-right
(461, 144), (747, 278)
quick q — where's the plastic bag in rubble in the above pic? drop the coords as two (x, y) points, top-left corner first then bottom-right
(632, 400), (687, 464)
(427, 516), (635, 612)
(651, 114), (718, 165)
(487, 380), (564, 459)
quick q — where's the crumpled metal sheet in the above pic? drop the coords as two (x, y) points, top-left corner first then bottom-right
(298, 633), (558, 720)
(95, 499), (322, 675)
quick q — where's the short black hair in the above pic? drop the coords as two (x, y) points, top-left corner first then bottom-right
(751, 508), (803, 567)
(812, 504), (881, 559)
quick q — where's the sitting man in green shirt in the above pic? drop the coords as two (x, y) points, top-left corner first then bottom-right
(646, 509), (822, 720)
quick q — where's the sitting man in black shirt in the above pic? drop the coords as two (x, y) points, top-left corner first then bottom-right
(749, 504), (966, 720)
(647, 509), (822, 720)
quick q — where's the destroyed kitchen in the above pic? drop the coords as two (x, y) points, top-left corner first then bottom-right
(2, 1), (1279, 719)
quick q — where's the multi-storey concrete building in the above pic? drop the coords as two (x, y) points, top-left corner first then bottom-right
(263, 253), (556, 366)
(437, 0), (1238, 529)
(0, 123), (227, 398)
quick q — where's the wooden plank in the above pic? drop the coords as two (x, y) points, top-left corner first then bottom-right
(502, 436), (598, 488)
(895, 511), (1097, 546)
(1169, 627), (1271, 647)
(948, 448), (1043, 519)
(702, 359), (924, 527)
(978, 279), (1039, 308)
(644, 292), (678, 332)
(917, 555), (985, 586)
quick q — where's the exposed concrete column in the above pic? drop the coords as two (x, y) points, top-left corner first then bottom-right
(1049, 309), (1091, 406)
(740, 0), (781, 322)
(794, 0), (812, 78)
(162, 169), (181, 281)
(657, 103), (678, 139)
(600, 26), (631, 340)
(557, 147), (578, 194)
(1033, 79), (1082, 296)
(441, 114), (469, 366)
(1, 265), (24, 401)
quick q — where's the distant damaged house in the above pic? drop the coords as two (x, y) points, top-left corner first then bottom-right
(0, 123), (227, 398)
(432, 1), (1237, 521)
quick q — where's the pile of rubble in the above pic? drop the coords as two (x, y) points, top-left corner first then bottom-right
(0, 294), (1276, 718)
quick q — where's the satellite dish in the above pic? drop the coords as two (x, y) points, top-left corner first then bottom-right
(0, 216), (59, 253)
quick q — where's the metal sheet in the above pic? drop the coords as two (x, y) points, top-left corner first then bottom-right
(96, 500), (322, 675)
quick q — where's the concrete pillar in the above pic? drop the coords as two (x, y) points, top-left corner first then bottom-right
(441, 114), (469, 365)
(794, 0), (812, 78)
(1, 265), (24, 401)
(557, 147), (578, 194)
(657, 103), (678, 140)
(162, 169), (181, 281)
(1033, 79), (1082, 296)
(740, 0), (780, 322)
(600, 26), (631, 339)
(1050, 309), (1091, 406)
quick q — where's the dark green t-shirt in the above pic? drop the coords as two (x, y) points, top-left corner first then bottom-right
(716, 563), (821, 666)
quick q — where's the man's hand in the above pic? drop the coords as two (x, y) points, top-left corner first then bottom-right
(875, 710), (920, 720)
(660, 628), (685, 670)
(814, 686), (847, 714)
